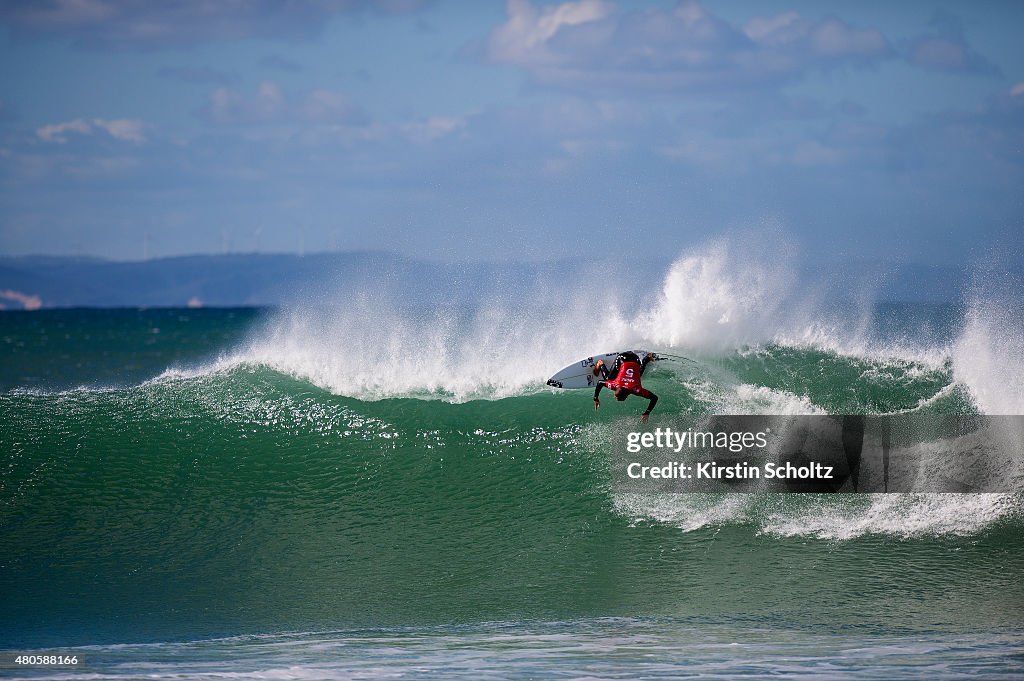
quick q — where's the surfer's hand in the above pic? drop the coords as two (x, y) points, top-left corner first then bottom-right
(640, 413), (649, 423)
(593, 398), (600, 410)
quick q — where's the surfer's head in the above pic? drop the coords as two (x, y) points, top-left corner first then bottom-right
(614, 387), (630, 401)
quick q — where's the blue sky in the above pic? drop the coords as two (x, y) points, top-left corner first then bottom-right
(0, 0), (1021, 264)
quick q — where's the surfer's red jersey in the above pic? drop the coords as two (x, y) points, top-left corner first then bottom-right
(592, 351), (659, 421)
(593, 351), (659, 421)
(605, 361), (651, 398)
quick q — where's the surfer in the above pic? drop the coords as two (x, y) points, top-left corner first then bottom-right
(593, 351), (659, 422)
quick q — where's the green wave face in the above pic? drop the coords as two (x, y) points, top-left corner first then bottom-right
(1, 307), (1022, 647)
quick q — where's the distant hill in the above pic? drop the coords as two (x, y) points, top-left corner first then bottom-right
(0, 252), (406, 309)
(0, 251), (982, 309)
(0, 252), (609, 309)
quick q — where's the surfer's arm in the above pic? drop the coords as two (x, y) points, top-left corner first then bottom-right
(593, 381), (605, 409)
(640, 392), (658, 422)
(594, 358), (615, 380)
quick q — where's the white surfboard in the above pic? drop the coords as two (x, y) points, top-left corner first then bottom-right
(546, 350), (655, 390)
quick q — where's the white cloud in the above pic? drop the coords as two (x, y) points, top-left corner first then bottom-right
(92, 118), (146, 142)
(744, 10), (890, 61)
(913, 38), (966, 70)
(486, 0), (893, 93)
(301, 89), (361, 124)
(36, 118), (93, 143)
(807, 18), (888, 59)
(0, 0), (430, 50)
(742, 12), (800, 45)
(402, 116), (466, 143)
(36, 117), (145, 143)
(489, 0), (612, 63)
(202, 82), (365, 126)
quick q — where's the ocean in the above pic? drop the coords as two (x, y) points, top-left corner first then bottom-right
(2, 247), (1022, 679)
